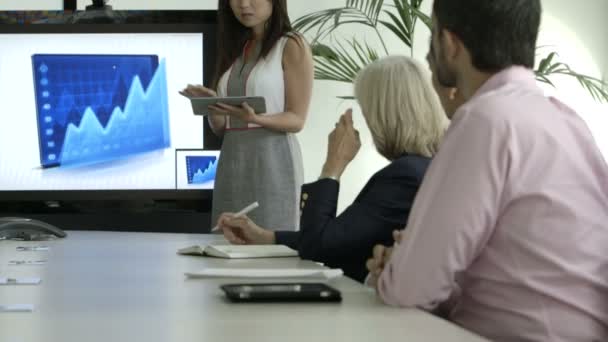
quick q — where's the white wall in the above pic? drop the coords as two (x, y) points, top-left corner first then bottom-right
(26, 0), (608, 212)
(288, 1), (383, 215)
(0, 0), (62, 10)
(536, 0), (608, 164)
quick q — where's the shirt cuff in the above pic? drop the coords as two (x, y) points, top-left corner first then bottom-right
(274, 231), (300, 250)
(302, 178), (340, 196)
(363, 273), (374, 288)
(318, 175), (340, 182)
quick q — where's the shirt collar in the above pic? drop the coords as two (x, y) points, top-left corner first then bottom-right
(471, 66), (539, 101)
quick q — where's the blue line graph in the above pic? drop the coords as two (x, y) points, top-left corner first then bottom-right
(31, 54), (171, 168)
(186, 156), (217, 185)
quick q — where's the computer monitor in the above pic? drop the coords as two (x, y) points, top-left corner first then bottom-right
(0, 10), (219, 201)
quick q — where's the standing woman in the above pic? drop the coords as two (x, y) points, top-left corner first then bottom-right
(181, 0), (313, 231)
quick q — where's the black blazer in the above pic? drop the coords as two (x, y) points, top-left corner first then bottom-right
(275, 154), (431, 282)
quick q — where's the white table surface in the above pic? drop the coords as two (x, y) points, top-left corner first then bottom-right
(0, 231), (487, 341)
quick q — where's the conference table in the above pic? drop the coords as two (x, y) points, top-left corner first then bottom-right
(0, 231), (487, 341)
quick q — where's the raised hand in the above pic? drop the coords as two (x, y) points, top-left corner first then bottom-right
(320, 109), (361, 180)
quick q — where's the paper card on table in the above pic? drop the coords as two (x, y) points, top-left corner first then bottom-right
(16, 246), (49, 252)
(8, 260), (47, 266)
(0, 304), (34, 312)
(0, 277), (42, 285)
(185, 268), (343, 279)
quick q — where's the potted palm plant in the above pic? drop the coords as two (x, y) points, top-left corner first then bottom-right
(293, 0), (608, 102)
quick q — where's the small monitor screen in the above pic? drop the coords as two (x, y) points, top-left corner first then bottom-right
(176, 149), (219, 190)
(0, 31), (209, 191)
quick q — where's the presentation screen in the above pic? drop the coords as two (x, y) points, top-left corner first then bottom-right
(0, 24), (217, 196)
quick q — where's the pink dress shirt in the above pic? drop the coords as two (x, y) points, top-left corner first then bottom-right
(378, 67), (608, 341)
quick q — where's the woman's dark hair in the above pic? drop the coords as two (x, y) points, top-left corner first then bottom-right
(433, 0), (541, 72)
(213, 0), (293, 89)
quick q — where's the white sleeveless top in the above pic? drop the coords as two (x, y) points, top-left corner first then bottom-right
(216, 35), (293, 129)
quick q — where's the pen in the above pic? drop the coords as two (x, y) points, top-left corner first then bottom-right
(211, 201), (259, 232)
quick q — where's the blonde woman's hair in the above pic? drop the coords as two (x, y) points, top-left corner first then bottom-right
(354, 56), (448, 160)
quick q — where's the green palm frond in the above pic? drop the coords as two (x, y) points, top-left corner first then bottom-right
(295, 0), (606, 104)
(380, 0), (424, 47)
(346, 0), (385, 24)
(535, 52), (608, 103)
(293, 0), (385, 44)
(312, 39), (380, 84)
(409, 4), (432, 29)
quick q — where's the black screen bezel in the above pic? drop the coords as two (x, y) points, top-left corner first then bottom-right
(0, 10), (218, 201)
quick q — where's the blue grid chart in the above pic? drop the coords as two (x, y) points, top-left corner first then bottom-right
(186, 156), (217, 185)
(31, 54), (171, 168)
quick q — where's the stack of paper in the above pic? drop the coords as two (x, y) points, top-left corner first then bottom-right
(185, 268), (343, 280)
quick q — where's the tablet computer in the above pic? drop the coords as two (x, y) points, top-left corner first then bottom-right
(190, 96), (266, 116)
(220, 283), (342, 303)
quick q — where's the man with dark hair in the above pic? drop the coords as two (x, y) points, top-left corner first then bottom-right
(432, 0), (540, 73)
(366, 0), (608, 341)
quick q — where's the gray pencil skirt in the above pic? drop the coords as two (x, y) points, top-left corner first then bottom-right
(211, 128), (303, 231)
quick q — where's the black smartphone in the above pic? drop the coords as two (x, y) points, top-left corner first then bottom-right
(220, 283), (342, 303)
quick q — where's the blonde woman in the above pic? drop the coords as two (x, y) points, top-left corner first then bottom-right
(218, 56), (448, 282)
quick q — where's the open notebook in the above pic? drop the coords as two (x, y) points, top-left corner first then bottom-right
(177, 244), (298, 259)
